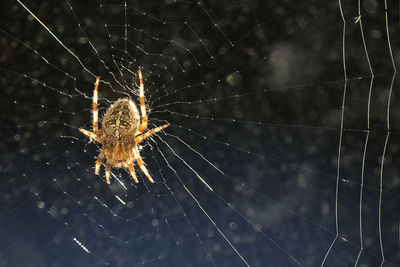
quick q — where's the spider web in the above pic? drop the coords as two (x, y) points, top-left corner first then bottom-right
(1, 0), (400, 266)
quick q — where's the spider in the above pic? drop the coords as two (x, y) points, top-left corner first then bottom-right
(79, 71), (169, 184)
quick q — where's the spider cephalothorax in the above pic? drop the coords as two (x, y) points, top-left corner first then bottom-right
(79, 71), (169, 184)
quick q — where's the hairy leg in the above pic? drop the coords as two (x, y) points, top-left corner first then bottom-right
(132, 146), (154, 183)
(137, 70), (148, 133)
(135, 124), (169, 143)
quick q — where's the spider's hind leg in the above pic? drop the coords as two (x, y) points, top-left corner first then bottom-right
(95, 150), (105, 175)
(105, 162), (111, 185)
(103, 143), (119, 185)
(122, 143), (139, 183)
(133, 146), (154, 183)
(127, 161), (138, 183)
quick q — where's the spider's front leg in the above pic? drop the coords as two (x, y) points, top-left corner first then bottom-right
(138, 71), (148, 133)
(79, 76), (103, 141)
(92, 76), (100, 133)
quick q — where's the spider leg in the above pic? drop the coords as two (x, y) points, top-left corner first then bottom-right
(137, 70), (148, 133)
(127, 160), (138, 183)
(79, 128), (102, 143)
(105, 162), (111, 185)
(94, 150), (105, 175)
(135, 124), (169, 143)
(132, 146), (154, 183)
(93, 76), (100, 133)
(104, 142), (119, 184)
(121, 143), (139, 183)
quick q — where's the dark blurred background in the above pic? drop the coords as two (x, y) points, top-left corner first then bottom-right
(1, 0), (400, 266)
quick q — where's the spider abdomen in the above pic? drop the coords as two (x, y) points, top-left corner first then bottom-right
(102, 99), (140, 139)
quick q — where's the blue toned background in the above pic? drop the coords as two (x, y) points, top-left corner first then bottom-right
(1, 0), (400, 266)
